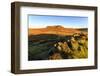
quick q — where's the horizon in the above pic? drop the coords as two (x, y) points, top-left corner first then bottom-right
(28, 15), (88, 28)
(29, 25), (88, 29)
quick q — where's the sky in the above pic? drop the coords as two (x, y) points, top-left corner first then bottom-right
(28, 15), (88, 28)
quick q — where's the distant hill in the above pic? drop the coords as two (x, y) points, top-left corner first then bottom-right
(29, 25), (87, 36)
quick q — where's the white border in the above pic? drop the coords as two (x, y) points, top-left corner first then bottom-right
(20, 6), (95, 70)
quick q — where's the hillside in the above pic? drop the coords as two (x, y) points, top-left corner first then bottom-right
(28, 25), (87, 36)
(28, 33), (88, 60)
(28, 25), (88, 60)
